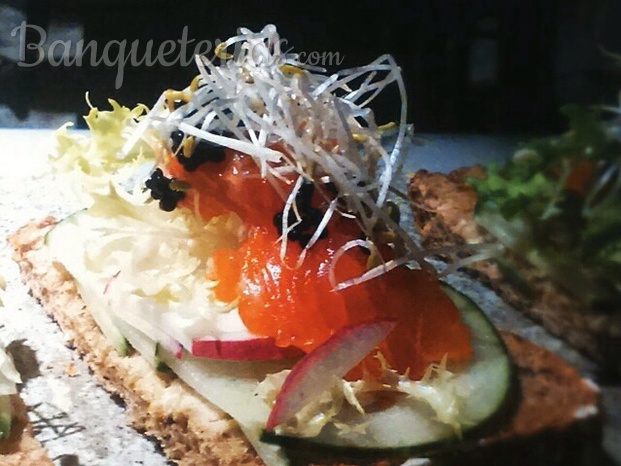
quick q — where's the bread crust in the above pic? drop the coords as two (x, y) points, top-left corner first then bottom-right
(9, 217), (262, 466)
(8, 218), (603, 465)
(408, 168), (621, 372)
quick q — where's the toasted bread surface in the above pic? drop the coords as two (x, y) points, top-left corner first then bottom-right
(9, 218), (602, 465)
(408, 169), (621, 371)
(9, 217), (262, 466)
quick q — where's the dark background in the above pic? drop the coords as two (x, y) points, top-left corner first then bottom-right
(1, 0), (621, 133)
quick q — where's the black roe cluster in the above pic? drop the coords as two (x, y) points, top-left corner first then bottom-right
(171, 130), (226, 172)
(273, 181), (328, 248)
(145, 168), (186, 212)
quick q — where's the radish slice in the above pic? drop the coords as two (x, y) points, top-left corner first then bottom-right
(191, 337), (304, 360)
(265, 320), (396, 431)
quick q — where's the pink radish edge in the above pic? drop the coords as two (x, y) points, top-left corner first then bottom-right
(265, 319), (397, 431)
(191, 337), (304, 360)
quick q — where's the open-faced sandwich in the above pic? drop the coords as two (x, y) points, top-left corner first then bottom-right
(409, 104), (621, 376)
(10, 26), (602, 465)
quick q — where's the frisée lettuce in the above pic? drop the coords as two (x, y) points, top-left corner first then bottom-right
(51, 98), (157, 204)
(43, 25), (515, 465)
(257, 354), (467, 439)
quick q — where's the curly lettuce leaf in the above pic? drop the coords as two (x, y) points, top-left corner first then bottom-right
(257, 355), (467, 439)
(469, 104), (621, 310)
(52, 98), (153, 173)
(471, 168), (556, 221)
(50, 98), (157, 203)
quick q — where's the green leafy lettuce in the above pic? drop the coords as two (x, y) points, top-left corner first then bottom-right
(469, 104), (621, 311)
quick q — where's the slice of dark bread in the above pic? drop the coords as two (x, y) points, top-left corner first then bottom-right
(9, 217), (262, 466)
(8, 217), (603, 465)
(408, 168), (621, 374)
(0, 394), (53, 465)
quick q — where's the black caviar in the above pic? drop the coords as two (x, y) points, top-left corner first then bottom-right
(170, 129), (184, 151)
(170, 130), (226, 172)
(273, 181), (328, 248)
(145, 168), (186, 212)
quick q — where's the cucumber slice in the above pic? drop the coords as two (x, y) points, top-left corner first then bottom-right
(46, 213), (129, 356)
(47, 209), (514, 464)
(157, 349), (293, 466)
(0, 395), (12, 439)
(261, 284), (514, 456)
(116, 319), (158, 366)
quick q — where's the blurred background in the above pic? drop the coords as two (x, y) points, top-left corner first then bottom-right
(0, 0), (620, 133)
